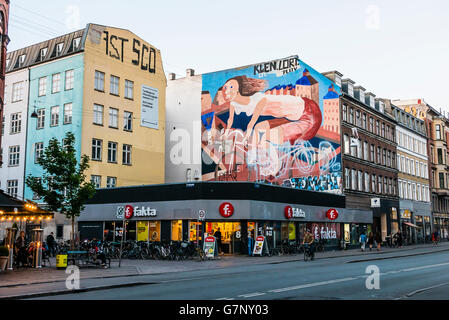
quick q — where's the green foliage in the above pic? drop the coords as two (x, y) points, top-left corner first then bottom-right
(0, 246), (9, 256)
(25, 132), (96, 220)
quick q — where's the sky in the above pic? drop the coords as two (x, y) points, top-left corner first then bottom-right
(8, 0), (449, 113)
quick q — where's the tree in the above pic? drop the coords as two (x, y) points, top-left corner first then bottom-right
(26, 132), (96, 249)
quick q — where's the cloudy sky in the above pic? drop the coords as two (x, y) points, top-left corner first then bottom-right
(8, 0), (449, 112)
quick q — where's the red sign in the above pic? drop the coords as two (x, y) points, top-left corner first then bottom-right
(326, 209), (338, 220)
(125, 205), (134, 219)
(256, 236), (264, 241)
(205, 236), (215, 243)
(285, 206), (293, 219)
(219, 202), (234, 218)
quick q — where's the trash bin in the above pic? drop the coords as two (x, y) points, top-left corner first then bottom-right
(56, 254), (67, 269)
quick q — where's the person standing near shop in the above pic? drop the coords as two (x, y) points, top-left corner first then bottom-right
(375, 231), (382, 251)
(46, 232), (56, 257)
(367, 231), (374, 251)
(15, 231), (28, 267)
(359, 232), (367, 252)
(214, 228), (223, 255)
(248, 229), (254, 256)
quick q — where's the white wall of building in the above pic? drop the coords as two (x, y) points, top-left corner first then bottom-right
(0, 68), (29, 199)
(165, 74), (202, 183)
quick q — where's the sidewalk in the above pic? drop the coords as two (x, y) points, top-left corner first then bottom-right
(1, 241), (448, 298)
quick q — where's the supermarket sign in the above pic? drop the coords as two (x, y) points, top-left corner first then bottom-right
(116, 205), (157, 219)
(284, 206), (306, 219)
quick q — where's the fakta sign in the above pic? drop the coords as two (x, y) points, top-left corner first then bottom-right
(326, 209), (339, 220)
(116, 205), (157, 219)
(219, 202), (234, 218)
(284, 206), (306, 219)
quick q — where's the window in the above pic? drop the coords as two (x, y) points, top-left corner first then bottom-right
(369, 117), (374, 132)
(349, 108), (354, 124)
(438, 149), (443, 164)
(358, 171), (363, 191)
(372, 174), (376, 193)
(125, 80), (134, 99)
(10, 113), (21, 134)
(344, 134), (349, 154)
(12, 82), (24, 102)
(107, 177), (117, 188)
(356, 139), (362, 158)
(376, 120), (380, 135)
(386, 125), (390, 140)
(35, 142), (43, 163)
(378, 176), (382, 194)
(8, 146), (20, 166)
(342, 104), (347, 121)
(387, 150), (391, 167)
(389, 178), (393, 195)
(108, 142), (118, 163)
(350, 139), (357, 157)
(52, 73), (61, 93)
(95, 71), (105, 91)
(362, 113), (367, 129)
(109, 108), (118, 128)
(7, 180), (18, 198)
(383, 177), (387, 194)
(92, 139), (102, 161)
(51, 106), (59, 126)
(110, 75), (119, 95)
(93, 104), (104, 125)
(56, 42), (64, 56)
(370, 144), (375, 162)
(18, 54), (26, 67)
(382, 149), (386, 165)
(377, 147), (381, 164)
(351, 169), (357, 190)
(91, 175), (101, 188)
(364, 172), (370, 192)
(37, 109), (45, 129)
(399, 180), (403, 198)
(381, 123), (385, 137)
(38, 77), (47, 96)
(124, 111), (133, 131)
(363, 141), (369, 160)
(356, 110), (361, 127)
(64, 103), (72, 124)
(344, 168), (350, 189)
(123, 144), (132, 165)
(439, 173), (445, 189)
(65, 70), (74, 90)
(436, 125), (441, 140)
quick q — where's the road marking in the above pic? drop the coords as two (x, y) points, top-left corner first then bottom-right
(268, 277), (357, 293)
(401, 262), (449, 272)
(238, 292), (266, 298)
(216, 297), (235, 300)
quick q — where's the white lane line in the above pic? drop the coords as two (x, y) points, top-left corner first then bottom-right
(268, 277), (357, 293)
(215, 297), (235, 300)
(405, 281), (449, 297)
(401, 262), (449, 272)
(238, 292), (266, 298)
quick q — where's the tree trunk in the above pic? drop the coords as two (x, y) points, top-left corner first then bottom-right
(71, 216), (75, 250)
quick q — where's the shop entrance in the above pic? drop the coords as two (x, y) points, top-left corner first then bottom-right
(205, 222), (241, 254)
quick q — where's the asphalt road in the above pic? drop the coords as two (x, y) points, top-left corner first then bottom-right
(28, 249), (449, 300)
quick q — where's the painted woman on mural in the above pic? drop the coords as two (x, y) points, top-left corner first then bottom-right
(221, 75), (322, 147)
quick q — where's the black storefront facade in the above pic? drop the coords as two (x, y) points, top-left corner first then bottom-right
(78, 182), (372, 253)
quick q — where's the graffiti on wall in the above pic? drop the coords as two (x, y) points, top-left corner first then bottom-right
(200, 56), (342, 194)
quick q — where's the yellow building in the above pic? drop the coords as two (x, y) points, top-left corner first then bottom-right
(82, 24), (166, 187)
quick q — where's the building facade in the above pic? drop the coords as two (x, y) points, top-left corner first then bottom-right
(0, 0), (10, 166)
(391, 103), (431, 243)
(323, 71), (399, 243)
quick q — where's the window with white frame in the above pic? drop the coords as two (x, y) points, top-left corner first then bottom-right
(52, 73), (61, 93)
(51, 106), (59, 126)
(38, 77), (47, 96)
(351, 169), (357, 190)
(7, 180), (18, 198)
(64, 103), (72, 124)
(12, 82), (24, 102)
(35, 142), (43, 163)
(92, 139), (102, 161)
(107, 141), (117, 163)
(65, 69), (74, 90)
(109, 108), (118, 128)
(94, 71), (105, 91)
(124, 111), (133, 131)
(125, 80), (134, 99)
(363, 141), (369, 160)
(358, 171), (363, 191)
(364, 172), (370, 192)
(91, 175), (101, 188)
(372, 174), (376, 193)
(8, 145), (20, 166)
(123, 144), (132, 165)
(344, 168), (350, 189)
(10, 113), (21, 134)
(93, 104), (104, 125)
(110, 75), (119, 95)
(107, 177), (117, 188)
(398, 180), (403, 198)
(343, 134), (349, 154)
(37, 109), (45, 129)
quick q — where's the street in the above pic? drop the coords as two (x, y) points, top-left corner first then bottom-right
(28, 250), (449, 300)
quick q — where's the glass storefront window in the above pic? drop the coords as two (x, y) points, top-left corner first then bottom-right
(149, 221), (161, 241)
(171, 220), (183, 241)
(114, 221), (124, 241)
(344, 224), (350, 243)
(137, 221), (149, 242)
(104, 221), (115, 242)
(189, 222), (203, 242)
(125, 221), (136, 241)
(281, 222), (289, 240)
(288, 222), (296, 240)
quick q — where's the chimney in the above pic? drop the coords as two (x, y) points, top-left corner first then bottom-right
(168, 73), (176, 80)
(321, 70), (343, 88)
(186, 69), (195, 77)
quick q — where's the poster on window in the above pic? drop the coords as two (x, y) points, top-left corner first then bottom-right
(141, 85), (159, 129)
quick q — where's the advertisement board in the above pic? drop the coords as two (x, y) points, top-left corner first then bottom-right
(141, 85), (159, 129)
(203, 236), (217, 259)
(253, 236), (268, 256)
(200, 55), (342, 194)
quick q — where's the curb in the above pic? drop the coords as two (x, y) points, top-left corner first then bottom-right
(345, 248), (449, 263)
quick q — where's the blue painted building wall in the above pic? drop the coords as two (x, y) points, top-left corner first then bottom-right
(24, 53), (85, 201)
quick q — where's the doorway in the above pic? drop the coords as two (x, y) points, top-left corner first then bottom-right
(205, 222), (241, 254)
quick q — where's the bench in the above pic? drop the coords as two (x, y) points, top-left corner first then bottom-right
(67, 250), (111, 268)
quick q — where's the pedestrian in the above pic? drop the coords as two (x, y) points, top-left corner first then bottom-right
(432, 230), (439, 245)
(46, 232), (56, 257)
(15, 231), (28, 267)
(375, 231), (382, 251)
(367, 231), (374, 251)
(214, 228), (223, 255)
(248, 229), (254, 256)
(396, 230), (403, 248)
(359, 232), (367, 252)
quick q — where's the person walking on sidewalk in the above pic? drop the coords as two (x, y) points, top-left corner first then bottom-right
(46, 232), (56, 257)
(375, 231), (382, 251)
(214, 228), (223, 255)
(432, 230), (439, 245)
(367, 232), (374, 251)
(248, 229), (254, 256)
(359, 232), (367, 252)
(396, 230), (403, 248)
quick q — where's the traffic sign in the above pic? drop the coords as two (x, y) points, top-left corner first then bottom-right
(198, 210), (206, 221)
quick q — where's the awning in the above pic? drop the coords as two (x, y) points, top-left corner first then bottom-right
(403, 222), (421, 228)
